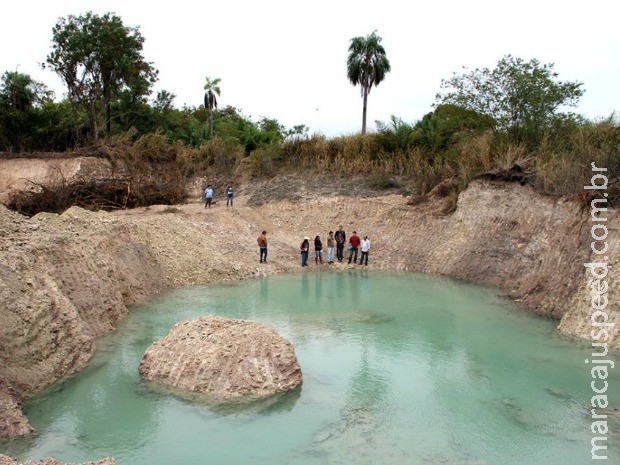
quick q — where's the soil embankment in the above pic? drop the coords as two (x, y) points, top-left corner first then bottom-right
(0, 156), (617, 453)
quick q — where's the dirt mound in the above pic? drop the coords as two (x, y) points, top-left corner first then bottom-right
(139, 316), (302, 401)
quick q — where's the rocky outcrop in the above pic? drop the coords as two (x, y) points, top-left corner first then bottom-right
(0, 378), (33, 438)
(0, 455), (115, 465)
(139, 316), (302, 401)
(399, 180), (617, 344)
(558, 206), (619, 344)
(0, 205), (165, 438)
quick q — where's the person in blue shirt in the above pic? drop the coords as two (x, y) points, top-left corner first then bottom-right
(204, 185), (213, 208)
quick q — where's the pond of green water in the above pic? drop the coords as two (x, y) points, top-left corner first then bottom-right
(2, 271), (618, 464)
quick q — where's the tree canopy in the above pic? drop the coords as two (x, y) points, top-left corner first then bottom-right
(0, 71), (54, 151)
(0, 71), (51, 111)
(434, 54), (584, 145)
(347, 30), (391, 135)
(46, 11), (158, 141)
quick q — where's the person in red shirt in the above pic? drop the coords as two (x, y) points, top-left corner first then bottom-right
(348, 231), (361, 264)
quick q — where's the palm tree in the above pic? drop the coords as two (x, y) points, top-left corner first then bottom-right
(346, 31), (391, 134)
(203, 76), (221, 140)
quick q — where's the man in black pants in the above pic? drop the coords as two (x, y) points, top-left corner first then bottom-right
(334, 225), (346, 262)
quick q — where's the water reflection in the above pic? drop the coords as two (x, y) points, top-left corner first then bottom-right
(139, 379), (301, 416)
(19, 362), (162, 458)
(259, 277), (269, 300)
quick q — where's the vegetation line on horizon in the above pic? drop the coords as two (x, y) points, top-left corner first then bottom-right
(0, 11), (618, 216)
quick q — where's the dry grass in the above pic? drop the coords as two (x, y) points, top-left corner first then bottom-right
(107, 118), (620, 207)
(15, 118), (616, 215)
(532, 121), (620, 202)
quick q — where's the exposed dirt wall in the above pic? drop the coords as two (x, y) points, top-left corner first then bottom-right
(0, 157), (117, 206)
(0, 157), (617, 446)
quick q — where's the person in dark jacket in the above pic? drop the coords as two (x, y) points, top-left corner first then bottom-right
(226, 184), (234, 207)
(314, 235), (323, 264)
(300, 237), (310, 267)
(334, 225), (346, 262)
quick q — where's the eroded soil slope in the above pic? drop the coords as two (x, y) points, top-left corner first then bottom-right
(0, 156), (617, 448)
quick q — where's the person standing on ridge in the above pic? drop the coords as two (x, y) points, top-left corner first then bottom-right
(348, 231), (360, 264)
(335, 226), (346, 262)
(204, 184), (213, 208)
(257, 230), (268, 263)
(226, 183), (234, 207)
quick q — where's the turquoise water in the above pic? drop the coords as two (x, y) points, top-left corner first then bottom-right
(2, 271), (619, 464)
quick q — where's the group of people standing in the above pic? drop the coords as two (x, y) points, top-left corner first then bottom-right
(204, 184), (235, 208)
(299, 226), (371, 267)
(255, 227), (371, 267)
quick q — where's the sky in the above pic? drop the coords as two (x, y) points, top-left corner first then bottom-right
(1, 0), (619, 137)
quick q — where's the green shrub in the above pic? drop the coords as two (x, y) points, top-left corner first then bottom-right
(248, 144), (284, 177)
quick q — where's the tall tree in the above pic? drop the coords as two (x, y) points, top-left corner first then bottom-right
(347, 30), (391, 134)
(0, 71), (52, 150)
(154, 90), (176, 130)
(46, 12), (158, 141)
(0, 71), (51, 111)
(434, 54), (584, 145)
(203, 76), (221, 141)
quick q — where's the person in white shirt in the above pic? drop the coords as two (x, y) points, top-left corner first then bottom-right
(360, 235), (371, 266)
